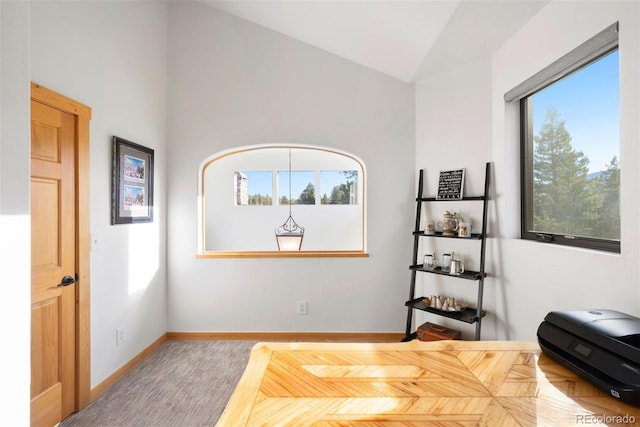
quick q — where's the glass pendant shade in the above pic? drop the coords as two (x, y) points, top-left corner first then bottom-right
(275, 234), (303, 251)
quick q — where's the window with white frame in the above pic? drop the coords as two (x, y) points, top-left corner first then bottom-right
(233, 169), (360, 207)
(505, 23), (620, 253)
(234, 171), (273, 206)
(199, 145), (367, 256)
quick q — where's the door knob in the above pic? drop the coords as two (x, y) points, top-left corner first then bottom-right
(58, 275), (76, 287)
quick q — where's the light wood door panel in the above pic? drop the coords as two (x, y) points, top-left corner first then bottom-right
(30, 383), (61, 427)
(31, 299), (60, 393)
(31, 99), (76, 426)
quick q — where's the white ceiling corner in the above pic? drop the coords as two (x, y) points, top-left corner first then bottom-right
(208, 0), (550, 83)
(413, 0), (551, 81)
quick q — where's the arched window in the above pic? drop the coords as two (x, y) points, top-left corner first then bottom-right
(198, 144), (367, 257)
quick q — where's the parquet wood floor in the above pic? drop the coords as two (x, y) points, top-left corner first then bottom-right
(217, 340), (639, 426)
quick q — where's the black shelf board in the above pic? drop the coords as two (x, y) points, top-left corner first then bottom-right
(417, 196), (485, 202)
(409, 264), (485, 280)
(405, 297), (486, 324)
(413, 231), (483, 240)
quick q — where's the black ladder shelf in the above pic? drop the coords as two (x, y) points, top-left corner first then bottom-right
(403, 162), (491, 341)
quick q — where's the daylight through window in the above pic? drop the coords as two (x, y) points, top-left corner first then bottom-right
(199, 145), (366, 256)
(513, 23), (620, 252)
(233, 170), (360, 206)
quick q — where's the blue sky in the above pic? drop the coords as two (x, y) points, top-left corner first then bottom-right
(532, 50), (619, 173)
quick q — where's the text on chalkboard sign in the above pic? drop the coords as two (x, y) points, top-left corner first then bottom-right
(437, 169), (465, 199)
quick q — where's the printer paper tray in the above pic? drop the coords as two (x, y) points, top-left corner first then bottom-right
(539, 336), (640, 407)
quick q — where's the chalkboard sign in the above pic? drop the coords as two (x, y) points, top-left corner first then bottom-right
(437, 169), (465, 199)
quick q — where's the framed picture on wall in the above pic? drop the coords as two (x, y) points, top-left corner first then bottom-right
(111, 136), (154, 224)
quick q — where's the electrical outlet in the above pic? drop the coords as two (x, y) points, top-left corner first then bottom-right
(116, 327), (125, 346)
(297, 300), (308, 315)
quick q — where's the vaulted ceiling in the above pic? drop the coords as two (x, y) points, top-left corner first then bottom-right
(208, 0), (550, 83)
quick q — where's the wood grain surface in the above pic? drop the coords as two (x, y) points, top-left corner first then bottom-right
(217, 340), (639, 426)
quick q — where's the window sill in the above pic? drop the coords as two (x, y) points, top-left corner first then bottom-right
(196, 250), (369, 259)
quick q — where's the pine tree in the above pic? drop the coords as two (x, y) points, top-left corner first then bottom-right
(248, 194), (272, 205)
(330, 184), (349, 204)
(297, 183), (315, 205)
(279, 195), (290, 205)
(594, 156), (620, 239)
(533, 106), (600, 235)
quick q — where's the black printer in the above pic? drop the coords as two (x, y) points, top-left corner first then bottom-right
(537, 309), (640, 407)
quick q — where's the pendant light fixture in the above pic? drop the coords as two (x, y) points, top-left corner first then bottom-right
(275, 148), (304, 251)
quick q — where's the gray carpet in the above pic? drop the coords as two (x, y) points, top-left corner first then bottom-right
(60, 340), (257, 427)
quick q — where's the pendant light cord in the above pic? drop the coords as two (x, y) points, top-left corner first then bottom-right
(288, 148), (292, 215)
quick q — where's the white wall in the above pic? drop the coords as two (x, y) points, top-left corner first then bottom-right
(201, 145), (365, 252)
(166, 2), (415, 333)
(0, 1), (31, 423)
(30, 1), (168, 386)
(414, 56), (494, 339)
(416, 0), (640, 341)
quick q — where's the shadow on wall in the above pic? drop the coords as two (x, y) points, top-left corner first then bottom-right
(487, 163), (511, 340)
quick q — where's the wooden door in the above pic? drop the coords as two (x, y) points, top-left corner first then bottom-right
(30, 99), (78, 426)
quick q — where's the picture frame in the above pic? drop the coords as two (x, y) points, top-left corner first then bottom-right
(112, 136), (154, 224)
(436, 168), (465, 200)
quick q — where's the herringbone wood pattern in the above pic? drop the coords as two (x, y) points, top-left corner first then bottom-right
(217, 341), (639, 426)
